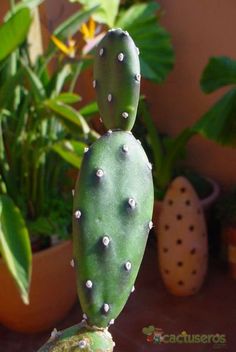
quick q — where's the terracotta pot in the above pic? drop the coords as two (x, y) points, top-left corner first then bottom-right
(0, 240), (77, 333)
(224, 226), (236, 279)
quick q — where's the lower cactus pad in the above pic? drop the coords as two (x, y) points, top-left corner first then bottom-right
(37, 321), (115, 352)
(73, 130), (154, 327)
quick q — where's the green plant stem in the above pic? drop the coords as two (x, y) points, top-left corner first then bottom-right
(139, 97), (164, 172)
(69, 61), (83, 92)
(158, 128), (196, 191)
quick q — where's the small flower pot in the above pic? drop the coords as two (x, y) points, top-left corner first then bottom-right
(0, 240), (77, 333)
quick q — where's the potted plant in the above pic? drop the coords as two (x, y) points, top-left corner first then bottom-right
(137, 98), (220, 229)
(0, 0), (175, 332)
(215, 188), (236, 279)
(0, 0), (101, 333)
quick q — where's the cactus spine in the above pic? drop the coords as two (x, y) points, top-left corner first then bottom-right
(38, 29), (154, 352)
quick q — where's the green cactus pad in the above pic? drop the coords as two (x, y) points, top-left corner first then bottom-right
(73, 130), (154, 328)
(93, 28), (140, 131)
(37, 321), (115, 352)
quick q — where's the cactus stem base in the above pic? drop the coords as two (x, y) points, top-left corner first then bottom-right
(37, 320), (115, 352)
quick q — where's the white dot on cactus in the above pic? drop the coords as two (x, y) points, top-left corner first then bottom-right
(131, 285), (135, 293)
(136, 139), (141, 145)
(135, 73), (141, 82)
(107, 129), (113, 135)
(78, 340), (87, 349)
(72, 189), (75, 196)
(102, 236), (110, 247)
(84, 147), (89, 153)
(96, 169), (104, 178)
(148, 162), (152, 170)
(70, 259), (75, 268)
(136, 47), (140, 55)
(122, 144), (129, 153)
(83, 313), (87, 320)
(99, 117), (103, 123)
(85, 280), (93, 289)
(107, 93), (112, 102)
(109, 319), (115, 325)
(103, 303), (110, 313)
(122, 112), (129, 119)
(148, 221), (154, 230)
(118, 52), (124, 62)
(128, 198), (136, 209)
(123, 30), (129, 36)
(99, 48), (104, 56)
(128, 131), (133, 135)
(125, 261), (132, 271)
(74, 210), (81, 219)
(92, 79), (96, 88)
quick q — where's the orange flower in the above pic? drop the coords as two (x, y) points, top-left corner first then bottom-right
(80, 17), (96, 42)
(51, 35), (77, 58)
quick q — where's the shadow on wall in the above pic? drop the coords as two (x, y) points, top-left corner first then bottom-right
(45, 0), (80, 31)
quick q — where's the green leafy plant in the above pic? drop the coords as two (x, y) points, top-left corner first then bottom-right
(194, 56), (236, 147)
(139, 55), (236, 200)
(138, 98), (194, 199)
(0, 0), (101, 303)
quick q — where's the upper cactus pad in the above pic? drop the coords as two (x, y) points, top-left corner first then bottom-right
(73, 130), (154, 327)
(93, 28), (141, 131)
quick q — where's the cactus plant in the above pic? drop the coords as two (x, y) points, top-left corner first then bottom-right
(38, 29), (154, 352)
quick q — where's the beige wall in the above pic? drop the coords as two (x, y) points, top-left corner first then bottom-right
(143, 0), (236, 189)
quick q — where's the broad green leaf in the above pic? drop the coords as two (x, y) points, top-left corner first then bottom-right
(0, 195), (32, 304)
(192, 89), (236, 147)
(45, 99), (90, 135)
(52, 139), (87, 168)
(0, 8), (31, 61)
(79, 101), (98, 119)
(76, 0), (119, 27)
(201, 56), (236, 93)
(54, 6), (99, 39)
(115, 2), (174, 83)
(55, 93), (81, 104)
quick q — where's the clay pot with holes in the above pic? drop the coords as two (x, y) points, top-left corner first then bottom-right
(0, 241), (77, 333)
(157, 176), (208, 296)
